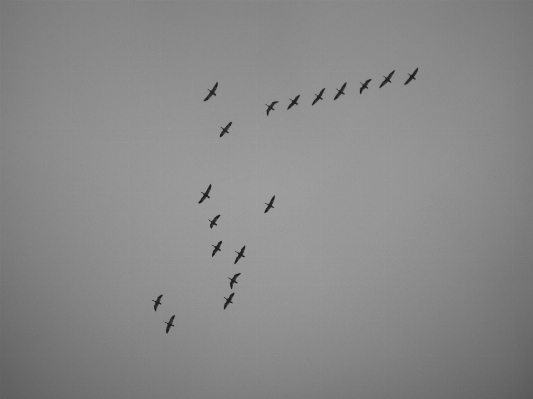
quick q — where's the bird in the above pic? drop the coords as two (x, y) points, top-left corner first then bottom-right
(203, 82), (218, 101)
(312, 88), (325, 105)
(224, 293), (235, 309)
(234, 246), (245, 264)
(266, 101), (279, 116)
(334, 82), (347, 100)
(287, 95), (300, 110)
(359, 79), (371, 94)
(379, 70), (395, 88)
(404, 67), (418, 85)
(165, 315), (175, 333)
(219, 122), (232, 137)
(228, 273), (241, 290)
(198, 184), (211, 204)
(208, 215), (220, 229)
(152, 295), (162, 311)
(264, 195), (275, 213)
(212, 241), (222, 257)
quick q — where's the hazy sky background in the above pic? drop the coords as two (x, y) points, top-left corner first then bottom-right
(1, 1), (533, 398)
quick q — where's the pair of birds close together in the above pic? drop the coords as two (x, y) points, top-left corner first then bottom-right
(152, 295), (175, 333)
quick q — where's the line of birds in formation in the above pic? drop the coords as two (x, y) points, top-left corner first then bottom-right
(208, 68), (418, 138)
(153, 67), (418, 332)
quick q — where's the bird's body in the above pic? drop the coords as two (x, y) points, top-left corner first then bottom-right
(266, 101), (279, 116)
(212, 241), (222, 257)
(198, 184), (212, 204)
(229, 273), (241, 290)
(224, 293), (235, 309)
(203, 82), (218, 101)
(234, 246), (246, 264)
(404, 67), (418, 85)
(152, 295), (163, 311)
(379, 70), (395, 88)
(312, 88), (325, 105)
(334, 83), (347, 100)
(165, 315), (175, 333)
(219, 122), (232, 137)
(359, 79), (371, 94)
(264, 195), (275, 213)
(208, 215), (220, 229)
(287, 95), (300, 110)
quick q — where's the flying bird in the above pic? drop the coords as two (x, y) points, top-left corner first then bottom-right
(264, 195), (275, 213)
(212, 240), (222, 257)
(287, 95), (300, 110)
(312, 88), (325, 105)
(234, 246), (246, 264)
(152, 295), (162, 311)
(208, 215), (220, 229)
(219, 122), (232, 137)
(228, 273), (241, 290)
(266, 101), (279, 116)
(404, 67), (418, 85)
(334, 83), (347, 100)
(379, 70), (395, 88)
(165, 315), (175, 333)
(203, 82), (218, 101)
(223, 293), (235, 309)
(359, 79), (371, 94)
(198, 184), (212, 204)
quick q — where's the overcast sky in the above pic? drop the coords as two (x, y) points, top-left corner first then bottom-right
(1, 1), (533, 398)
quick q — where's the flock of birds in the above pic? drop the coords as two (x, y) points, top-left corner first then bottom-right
(153, 67), (418, 333)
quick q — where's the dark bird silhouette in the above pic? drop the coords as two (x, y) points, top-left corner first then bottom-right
(312, 88), (325, 105)
(212, 240), (222, 257)
(152, 295), (163, 311)
(208, 215), (220, 229)
(359, 79), (371, 94)
(203, 82), (218, 101)
(404, 67), (418, 85)
(228, 273), (241, 290)
(334, 82), (347, 100)
(219, 122), (232, 137)
(264, 195), (275, 213)
(266, 101), (279, 116)
(165, 315), (175, 333)
(224, 293), (235, 309)
(198, 184), (212, 204)
(287, 95), (300, 110)
(379, 70), (395, 88)
(234, 246), (245, 264)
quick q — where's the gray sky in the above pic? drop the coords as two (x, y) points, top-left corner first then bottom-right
(1, 1), (532, 398)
